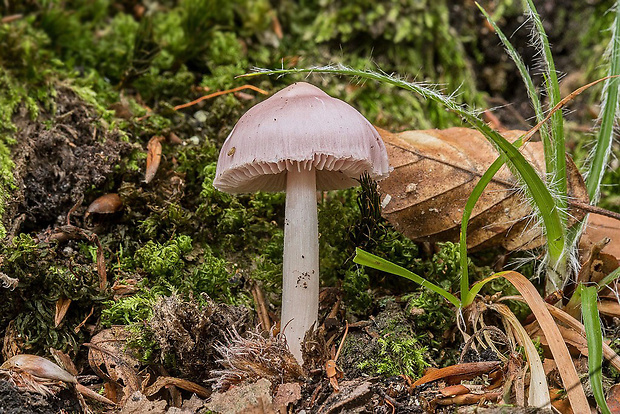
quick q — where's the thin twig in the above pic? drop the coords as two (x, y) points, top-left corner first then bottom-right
(173, 85), (268, 111)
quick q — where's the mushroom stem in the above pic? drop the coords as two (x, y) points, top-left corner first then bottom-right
(281, 166), (319, 363)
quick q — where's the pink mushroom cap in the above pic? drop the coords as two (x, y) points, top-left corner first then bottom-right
(213, 82), (390, 193)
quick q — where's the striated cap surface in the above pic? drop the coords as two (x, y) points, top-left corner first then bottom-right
(214, 82), (390, 193)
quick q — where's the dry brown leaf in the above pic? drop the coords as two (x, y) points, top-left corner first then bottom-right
(87, 326), (142, 405)
(49, 348), (78, 376)
(598, 299), (620, 317)
(112, 278), (139, 298)
(534, 300), (620, 372)
(550, 388), (574, 414)
(145, 135), (164, 184)
(607, 384), (620, 414)
(527, 320), (590, 358)
(2, 320), (23, 359)
(142, 376), (210, 399)
(273, 382), (302, 412)
(582, 213), (620, 262)
(439, 384), (471, 397)
(85, 193), (123, 218)
(434, 392), (501, 406)
(378, 127), (588, 250)
(54, 297), (72, 328)
(411, 361), (500, 388)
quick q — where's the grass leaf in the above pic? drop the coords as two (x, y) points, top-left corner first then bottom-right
(581, 285), (612, 414)
(586, 2), (620, 203)
(523, 0), (567, 207)
(353, 248), (461, 308)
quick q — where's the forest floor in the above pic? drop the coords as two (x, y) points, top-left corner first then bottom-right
(1, 1), (619, 413)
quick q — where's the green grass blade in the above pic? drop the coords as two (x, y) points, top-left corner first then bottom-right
(459, 154), (508, 305)
(476, 3), (549, 145)
(581, 285), (612, 414)
(523, 0), (567, 210)
(353, 248), (461, 308)
(586, 2), (620, 203)
(597, 265), (620, 292)
(244, 66), (566, 269)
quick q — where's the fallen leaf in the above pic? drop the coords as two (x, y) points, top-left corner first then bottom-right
(273, 382), (302, 412)
(378, 127), (588, 250)
(54, 297), (72, 327)
(145, 136), (164, 184)
(582, 213), (620, 262)
(411, 361), (500, 388)
(607, 384), (620, 414)
(49, 348), (78, 376)
(598, 300), (620, 317)
(434, 392), (500, 406)
(439, 384), (471, 397)
(143, 376), (210, 399)
(2, 320), (23, 359)
(532, 300), (620, 372)
(206, 378), (275, 414)
(87, 327), (142, 405)
(85, 193), (123, 218)
(550, 388), (574, 414)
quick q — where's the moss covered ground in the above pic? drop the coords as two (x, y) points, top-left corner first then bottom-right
(0, 0), (618, 411)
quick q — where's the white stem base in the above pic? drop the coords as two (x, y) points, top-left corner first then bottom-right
(281, 168), (319, 364)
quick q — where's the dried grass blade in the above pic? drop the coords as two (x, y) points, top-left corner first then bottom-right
(492, 271), (590, 412)
(503, 295), (620, 371)
(490, 303), (550, 408)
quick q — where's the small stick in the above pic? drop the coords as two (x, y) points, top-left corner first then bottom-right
(173, 85), (268, 111)
(334, 321), (349, 362)
(1, 14), (22, 24)
(251, 282), (271, 332)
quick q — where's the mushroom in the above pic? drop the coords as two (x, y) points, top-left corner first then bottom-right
(214, 82), (390, 362)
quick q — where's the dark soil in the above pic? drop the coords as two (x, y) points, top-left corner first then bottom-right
(7, 87), (131, 234)
(0, 380), (80, 414)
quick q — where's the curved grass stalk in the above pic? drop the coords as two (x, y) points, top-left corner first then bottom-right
(581, 285), (612, 414)
(476, 3), (549, 147)
(568, 1), (620, 277)
(353, 248), (460, 308)
(586, 2), (620, 203)
(490, 302), (551, 408)
(523, 0), (567, 210)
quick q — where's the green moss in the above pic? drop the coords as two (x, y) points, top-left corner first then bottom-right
(355, 299), (430, 378)
(101, 291), (160, 326)
(132, 235), (250, 305)
(359, 336), (429, 377)
(0, 234), (108, 354)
